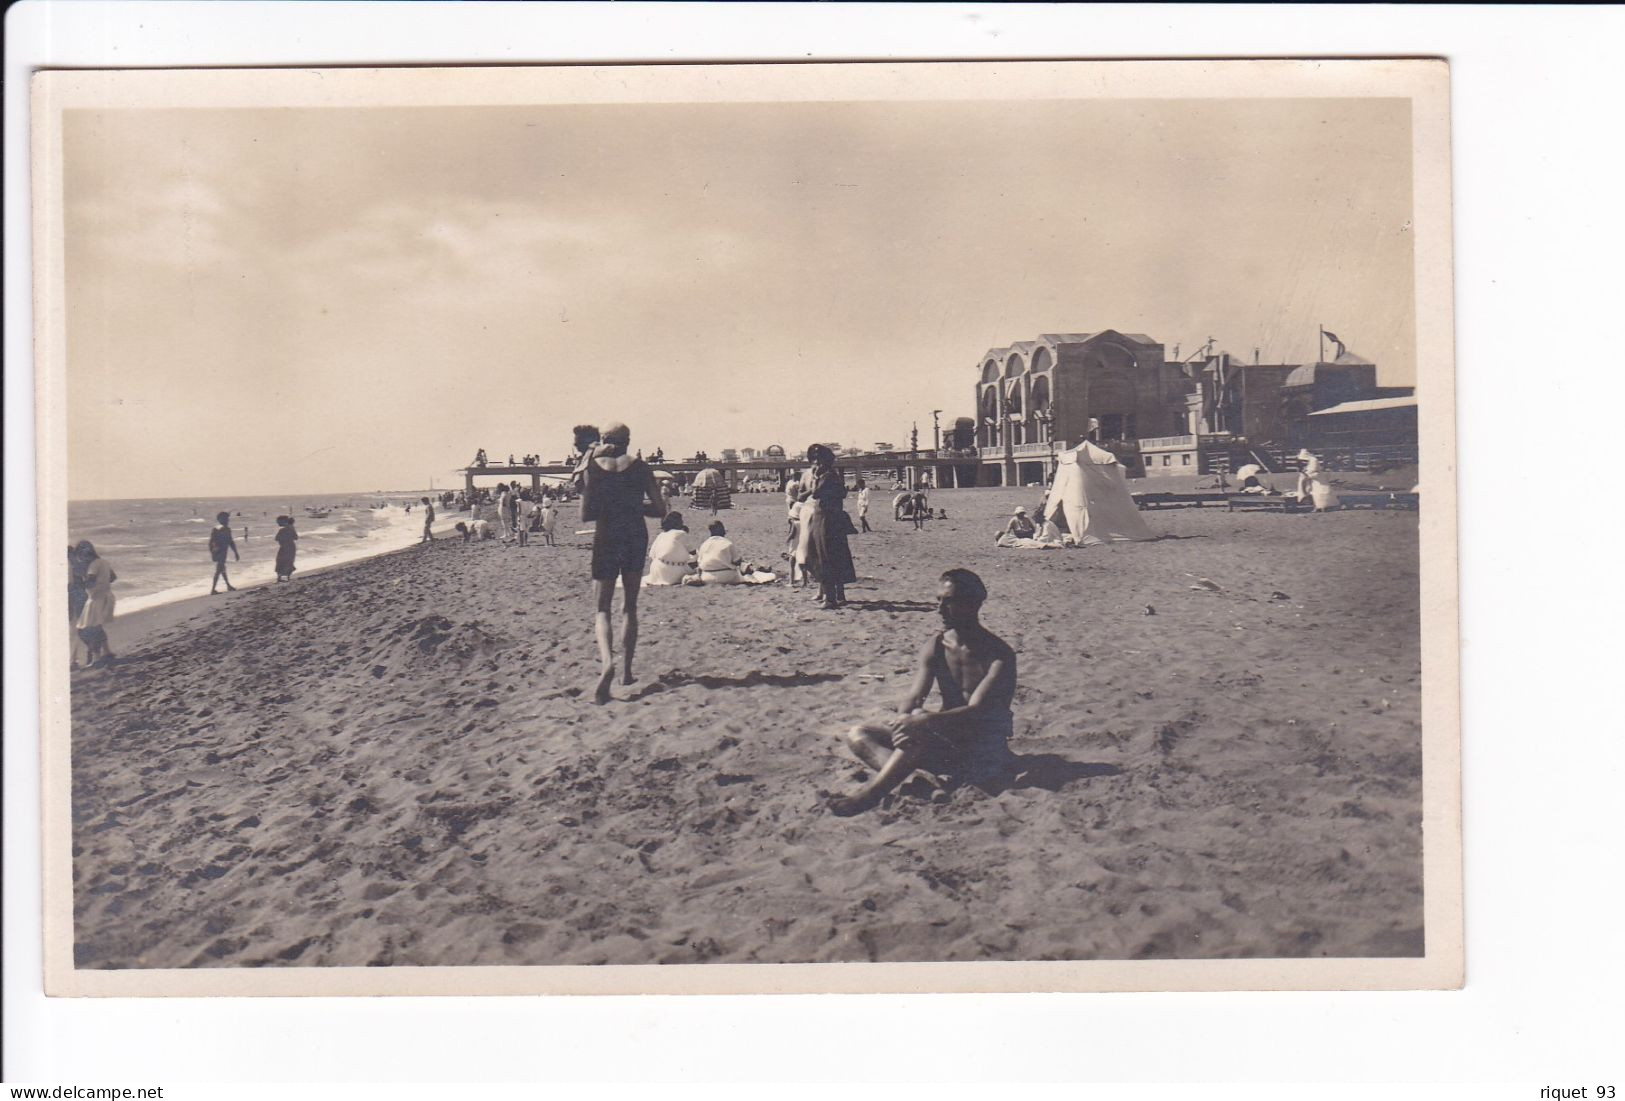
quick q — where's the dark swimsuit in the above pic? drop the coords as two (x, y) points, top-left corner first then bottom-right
(586, 458), (653, 581)
(913, 633), (1016, 786)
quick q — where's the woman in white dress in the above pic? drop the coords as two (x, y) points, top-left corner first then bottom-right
(696, 521), (744, 585)
(643, 512), (696, 586)
(785, 481), (811, 587)
(794, 468), (819, 586)
(74, 540), (117, 666)
(1295, 449), (1341, 512)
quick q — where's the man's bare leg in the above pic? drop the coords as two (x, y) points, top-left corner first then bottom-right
(828, 723), (924, 816)
(619, 567), (641, 686)
(592, 578), (616, 704)
(843, 723), (894, 772)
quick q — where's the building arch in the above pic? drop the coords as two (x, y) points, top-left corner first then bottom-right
(1030, 374), (1052, 412)
(979, 387), (1000, 448)
(1088, 376), (1139, 442)
(1084, 341), (1139, 374)
(981, 359), (1000, 384)
(1028, 375), (1054, 444)
(1005, 383), (1027, 444)
(1031, 346), (1053, 374)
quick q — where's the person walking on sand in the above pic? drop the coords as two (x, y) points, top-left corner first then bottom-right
(420, 496), (436, 543)
(856, 478), (872, 533)
(580, 421), (666, 703)
(209, 511), (240, 593)
(804, 443), (857, 609)
(74, 541), (118, 667)
(274, 515), (298, 581)
(827, 569), (1016, 815)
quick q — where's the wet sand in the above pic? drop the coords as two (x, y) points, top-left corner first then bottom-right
(68, 486), (1423, 967)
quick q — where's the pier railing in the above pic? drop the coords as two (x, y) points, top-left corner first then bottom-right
(1138, 434), (1197, 450)
(978, 440), (1069, 460)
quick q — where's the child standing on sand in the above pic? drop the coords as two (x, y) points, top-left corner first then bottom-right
(209, 511), (240, 593)
(516, 494), (534, 547)
(785, 490), (808, 588)
(540, 497), (559, 546)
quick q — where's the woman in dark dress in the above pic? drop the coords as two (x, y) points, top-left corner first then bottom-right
(274, 515), (298, 581)
(580, 422), (666, 703)
(804, 443), (857, 609)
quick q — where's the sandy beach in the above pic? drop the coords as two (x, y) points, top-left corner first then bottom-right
(68, 486), (1423, 967)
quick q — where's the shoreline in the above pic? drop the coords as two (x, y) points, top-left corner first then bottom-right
(93, 529), (450, 658)
(91, 506), (471, 632)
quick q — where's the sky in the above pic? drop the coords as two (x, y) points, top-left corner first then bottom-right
(62, 96), (1415, 499)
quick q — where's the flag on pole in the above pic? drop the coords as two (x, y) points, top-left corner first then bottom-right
(1320, 329), (1346, 360)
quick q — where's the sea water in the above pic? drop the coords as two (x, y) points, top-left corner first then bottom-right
(65, 493), (435, 615)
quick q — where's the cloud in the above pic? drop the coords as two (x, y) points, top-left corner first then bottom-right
(69, 175), (236, 271)
(267, 197), (755, 315)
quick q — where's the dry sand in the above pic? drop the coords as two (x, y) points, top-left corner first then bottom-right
(68, 486), (1423, 967)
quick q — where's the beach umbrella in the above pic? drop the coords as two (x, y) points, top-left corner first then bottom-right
(1234, 463), (1263, 480)
(652, 469), (674, 480)
(691, 467), (732, 511)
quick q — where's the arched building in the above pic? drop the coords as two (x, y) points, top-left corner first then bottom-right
(974, 331), (1186, 485)
(973, 331), (1414, 481)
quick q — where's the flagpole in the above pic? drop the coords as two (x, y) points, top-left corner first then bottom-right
(1318, 326), (1325, 363)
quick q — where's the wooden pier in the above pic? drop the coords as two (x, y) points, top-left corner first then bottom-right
(459, 451), (986, 496)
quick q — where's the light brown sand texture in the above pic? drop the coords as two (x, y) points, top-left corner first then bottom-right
(68, 487), (1423, 968)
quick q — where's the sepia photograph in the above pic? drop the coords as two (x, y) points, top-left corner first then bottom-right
(32, 59), (1459, 995)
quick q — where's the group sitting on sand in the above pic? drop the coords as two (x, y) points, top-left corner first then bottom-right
(643, 514), (775, 587)
(995, 506), (1068, 548)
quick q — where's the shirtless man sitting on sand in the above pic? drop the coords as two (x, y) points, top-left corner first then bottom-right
(828, 568), (1016, 816)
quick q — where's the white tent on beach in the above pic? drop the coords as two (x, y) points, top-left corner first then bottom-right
(1042, 440), (1155, 546)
